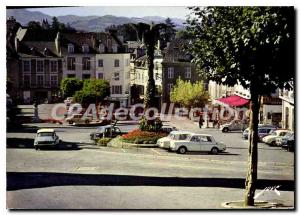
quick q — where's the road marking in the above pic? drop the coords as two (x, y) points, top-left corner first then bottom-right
(83, 148), (294, 168)
(76, 167), (97, 171)
(151, 149), (162, 155)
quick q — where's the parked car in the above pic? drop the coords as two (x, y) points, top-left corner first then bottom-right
(34, 129), (61, 150)
(220, 120), (248, 132)
(157, 131), (192, 149)
(262, 129), (290, 146)
(281, 133), (294, 152)
(242, 125), (277, 140)
(169, 133), (226, 154)
(90, 125), (126, 140)
(66, 114), (92, 125)
(275, 132), (294, 146)
(160, 126), (178, 134)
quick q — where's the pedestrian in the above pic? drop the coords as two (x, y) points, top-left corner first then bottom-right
(199, 115), (203, 129)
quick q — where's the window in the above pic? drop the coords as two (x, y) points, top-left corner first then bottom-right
(36, 75), (44, 86)
(167, 83), (173, 92)
(82, 57), (90, 70)
(191, 136), (200, 142)
(82, 74), (91, 79)
(68, 44), (74, 54)
(23, 75), (30, 87)
(112, 44), (118, 53)
(98, 59), (103, 67)
(114, 73), (120, 81)
(23, 60), (31, 73)
(99, 44), (105, 53)
(97, 73), (104, 79)
(36, 60), (44, 73)
(50, 75), (58, 86)
(111, 85), (122, 94)
(200, 136), (212, 142)
(50, 61), (58, 73)
(184, 67), (191, 79)
(67, 57), (76, 70)
(114, 59), (120, 67)
(82, 44), (89, 53)
(67, 74), (76, 78)
(167, 67), (174, 78)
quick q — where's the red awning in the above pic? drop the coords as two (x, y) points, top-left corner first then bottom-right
(215, 95), (249, 107)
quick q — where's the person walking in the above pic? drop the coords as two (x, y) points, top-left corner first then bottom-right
(199, 115), (203, 129)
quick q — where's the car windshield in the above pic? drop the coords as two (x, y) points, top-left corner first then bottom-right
(186, 134), (193, 141)
(284, 132), (293, 138)
(38, 132), (54, 137)
(269, 130), (276, 135)
(97, 127), (107, 132)
(168, 134), (176, 139)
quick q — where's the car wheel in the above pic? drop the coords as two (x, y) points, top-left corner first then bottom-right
(222, 128), (229, 133)
(210, 147), (219, 155)
(85, 120), (89, 124)
(177, 146), (187, 154)
(69, 120), (73, 125)
(270, 141), (276, 146)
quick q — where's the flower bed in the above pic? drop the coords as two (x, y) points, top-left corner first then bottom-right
(120, 129), (167, 144)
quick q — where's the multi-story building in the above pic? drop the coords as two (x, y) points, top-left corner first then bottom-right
(95, 53), (131, 107)
(208, 81), (236, 101)
(15, 27), (63, 103)
(161, 39), (199, 105)
(279, 86), (294, 130)
(93, 33), (131, 107)
(130, 44), (163, 106)
(60, 32), (97, 80)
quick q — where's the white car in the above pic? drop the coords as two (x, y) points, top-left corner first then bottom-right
(262, 129), (291, 146)
(157, 131), (192, 149)
(169, 133), (226, 154)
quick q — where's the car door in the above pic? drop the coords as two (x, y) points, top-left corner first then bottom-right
(188, 136), (201, 151)
(199, 136), (213, 152)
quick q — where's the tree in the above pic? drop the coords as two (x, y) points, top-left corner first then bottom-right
(74, 79), (110, 106)
(186, 7), (294, 206)
(175, 29), (192, 39)
(105, 24), (137, 41)
(41, 19), (50, 29)
(170, 78), (209, 109)
(51, 16), (60, 30)
(161, 18), (176, 48)
(129, 22), (166, 109)
(60, 78), (83, 98)
(27, 21), (42, 30)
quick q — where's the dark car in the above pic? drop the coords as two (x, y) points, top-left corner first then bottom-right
(90, 125), (126, 140)
(281, 133), (294, 152)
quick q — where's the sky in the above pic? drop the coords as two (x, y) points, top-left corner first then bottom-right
(27, 6), (190, 19)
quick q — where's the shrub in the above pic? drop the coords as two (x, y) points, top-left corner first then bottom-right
(121, 129), (167, 144)
(139, 116), (163, 132)
(96, 138), (112, 146)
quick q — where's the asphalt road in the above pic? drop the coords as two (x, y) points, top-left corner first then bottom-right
(7, 121), (294, 209)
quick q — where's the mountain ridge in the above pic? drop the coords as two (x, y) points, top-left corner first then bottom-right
(7, 9), (186, 32)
